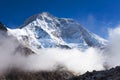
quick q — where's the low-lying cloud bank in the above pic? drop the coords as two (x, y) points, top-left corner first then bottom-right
(0, 26), (120, 75)
(21, 48), (104, 74)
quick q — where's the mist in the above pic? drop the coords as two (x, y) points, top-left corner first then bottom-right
(0, 32), (105, 75)
(1, 26), (120, 75)
(21, 48), (105, 74)
(106, 26), (120, 67)
(0, 33), (19, 73)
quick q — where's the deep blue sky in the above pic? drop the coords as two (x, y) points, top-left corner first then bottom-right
(0, 0), (120, 38)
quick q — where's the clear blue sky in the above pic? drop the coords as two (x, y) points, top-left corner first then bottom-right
(0, 0), (120, 38)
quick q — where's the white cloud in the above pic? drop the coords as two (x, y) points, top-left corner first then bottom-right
(1, 25), (120, 75)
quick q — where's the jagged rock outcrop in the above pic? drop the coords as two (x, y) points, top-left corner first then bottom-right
(69, 66), (120, 80)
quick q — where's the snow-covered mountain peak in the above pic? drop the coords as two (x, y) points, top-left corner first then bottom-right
(40, 12), (55, 17)
(23, 12), (55, 26)
(9, 12), (107, 49)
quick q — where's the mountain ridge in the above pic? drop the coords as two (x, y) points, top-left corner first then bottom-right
(5, 12), (107, 49)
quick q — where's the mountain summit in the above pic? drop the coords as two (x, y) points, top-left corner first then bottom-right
(8, 12), (107, 49)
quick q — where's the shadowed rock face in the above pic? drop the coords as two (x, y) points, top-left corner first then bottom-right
(15, 45), (36, 56)
(0, 22), (7, 32)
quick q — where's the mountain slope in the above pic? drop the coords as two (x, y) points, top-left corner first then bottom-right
(9, 12), (107, 49)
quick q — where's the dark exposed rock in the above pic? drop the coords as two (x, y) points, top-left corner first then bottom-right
(0, 22), (7, 32)
(14, 45), (36, 56)
(57, 44), (71, 49)
(0, 69), (73, 80)
(69, 66), (120, 80)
